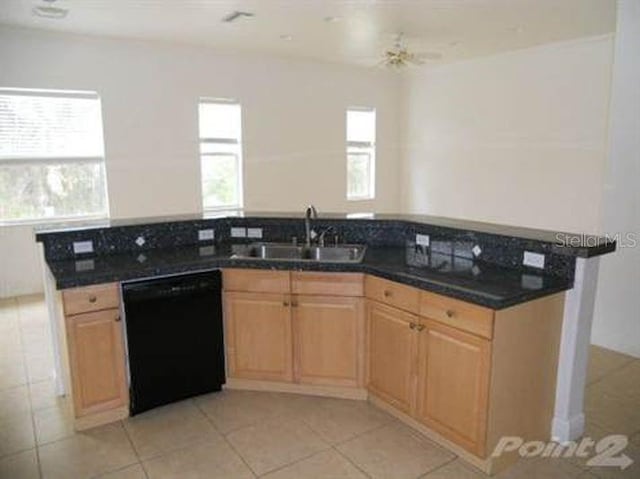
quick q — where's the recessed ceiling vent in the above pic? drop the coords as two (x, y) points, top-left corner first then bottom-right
(32, 0), (68, 19)
(221, 11), (255, 23)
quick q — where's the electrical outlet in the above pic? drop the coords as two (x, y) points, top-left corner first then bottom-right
(416, 234), (430, 247)
(72, 240), (94, 255)
(198, 229), (215, 241)
(523, 251), (545, 269)
(231, 227), (247, 238)
(74, 259), (95, 272)
(247, 228), (263, 239)
(522, 274), (543, 290)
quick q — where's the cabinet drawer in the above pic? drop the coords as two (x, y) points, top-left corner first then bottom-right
(292, 272), (364, 297)
(223, 269), (290, 293)
(365, 276), (420, 314)
(63, 283), (120, 316)
(420, 291), (494, 339)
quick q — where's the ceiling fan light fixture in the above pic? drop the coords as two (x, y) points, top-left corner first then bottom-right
(379, 32), (442, 69)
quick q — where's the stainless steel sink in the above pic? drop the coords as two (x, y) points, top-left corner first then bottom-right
(248, 243), (305, 260)
(233, 242), (367, 263)
(306, 245), (365, 262)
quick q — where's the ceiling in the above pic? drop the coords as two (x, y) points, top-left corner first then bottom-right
(0, 0), (617, 67)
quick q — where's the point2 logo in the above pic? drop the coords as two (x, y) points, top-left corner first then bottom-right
(492, 435), (633, 470)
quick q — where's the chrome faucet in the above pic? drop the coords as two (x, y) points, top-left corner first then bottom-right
(304, 205), (318, 247)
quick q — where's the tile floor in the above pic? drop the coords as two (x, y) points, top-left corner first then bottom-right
(1, 295), (639, 478)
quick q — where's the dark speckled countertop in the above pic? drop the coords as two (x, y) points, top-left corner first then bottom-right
(45, 243), (572, 310)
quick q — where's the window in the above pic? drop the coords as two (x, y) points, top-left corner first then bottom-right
(198, 99), (243, 210)
(0, 88), (108, 223)
(346, 107), (376, 200)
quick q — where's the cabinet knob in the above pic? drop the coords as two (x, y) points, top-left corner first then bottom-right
(283, 301), (290, 307)
(416, 324), (425, 332)
(115, 315), (121, 322)
(409, 322), (417, 329)
(383, 290), (392, 298)
(445, 309), (455, 318)
(88, 295), (97, 303)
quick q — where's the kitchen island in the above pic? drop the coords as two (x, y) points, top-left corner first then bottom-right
(35, 212), (614, 474)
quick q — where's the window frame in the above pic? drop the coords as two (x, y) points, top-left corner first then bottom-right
(0, 87), (109, 225)
(198, 98), (244, 212)
(346, 107), (376, 201)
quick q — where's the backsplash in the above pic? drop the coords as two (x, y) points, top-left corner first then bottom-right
(36, 214), (578, 280)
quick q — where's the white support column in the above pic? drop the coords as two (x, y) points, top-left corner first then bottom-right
(39, 244), (66, 396)
(552, 256), (601, 442)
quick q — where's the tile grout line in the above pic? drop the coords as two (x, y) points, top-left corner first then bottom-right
(89, 459), (146, 479)
(331, 445), (373, 478)
(15, 297), (44, 479)
(193, 398), (260, 477)
(587, 350), (637, 387)
(329, 421), (389, 448)
(417, 455), (459, 478)
(254, 446), (333, 478)
(119, 419), (150, 478)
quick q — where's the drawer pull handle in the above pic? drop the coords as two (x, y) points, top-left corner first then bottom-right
(446, 309), (455, 318)
(409, 322), (417, 329)
(416, 324), (425, 332)
(383, 290), (392, 298)
(88, 295), (97, 303)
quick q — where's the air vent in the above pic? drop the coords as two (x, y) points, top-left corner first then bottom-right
(32, 0), (68, 19)
(222, 11), (255, 23)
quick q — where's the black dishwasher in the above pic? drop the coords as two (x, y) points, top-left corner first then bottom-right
(122, 270), (225, 415)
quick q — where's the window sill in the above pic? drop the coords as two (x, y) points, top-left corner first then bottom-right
(0, 215), (110, 229)
(347, 197), (375, 202)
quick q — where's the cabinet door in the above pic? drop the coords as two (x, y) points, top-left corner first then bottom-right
(415, 319), (490, 456)
(366, 301), (419, 414)
(224, 292), (293, 382)
(293, 295), (364, 387)
(65, 308), (128, 417)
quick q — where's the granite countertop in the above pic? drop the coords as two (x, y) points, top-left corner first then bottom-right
(45, 243), (573, 310)
(35, 210), (616, 258)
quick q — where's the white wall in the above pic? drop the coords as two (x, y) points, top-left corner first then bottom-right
(0, 26), (402, 298)
(592, 0), (640, 358)
(401, 35), (614, 234)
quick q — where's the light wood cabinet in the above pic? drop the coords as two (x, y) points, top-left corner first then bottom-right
(415, 319), (490, 456)
(365, 275), (420, 314)
(224, 291), (293, 382)
(293, 295), (364, 387)
(367, 279), (564, 473)
(366, 301), (419, 414)
(62, 282), (128, 429)
(223, 270), (365, 391)
(367, 289), (491, 456)
(65, 308), (128, 417)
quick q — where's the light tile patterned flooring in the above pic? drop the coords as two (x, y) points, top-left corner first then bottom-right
(1, 295), (639, 478)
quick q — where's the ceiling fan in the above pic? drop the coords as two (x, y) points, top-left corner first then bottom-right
(379, 33), (442, 69)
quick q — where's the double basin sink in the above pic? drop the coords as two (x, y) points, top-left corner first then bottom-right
(233, 242), (367, 263)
